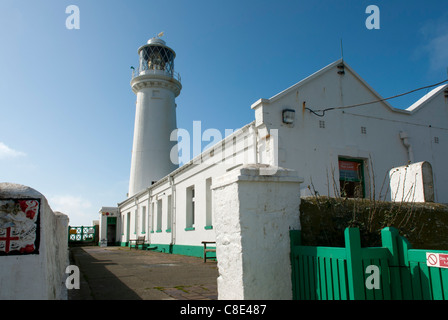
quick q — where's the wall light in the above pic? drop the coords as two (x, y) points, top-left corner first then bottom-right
(282, 109), (295, 124)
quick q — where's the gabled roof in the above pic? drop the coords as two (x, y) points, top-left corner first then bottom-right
(406, 84), (448, 112)
(267, 59), (341, 101)
(253, 58), (447, 116)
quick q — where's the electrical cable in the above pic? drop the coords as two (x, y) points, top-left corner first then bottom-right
(305, 79), (448, 117)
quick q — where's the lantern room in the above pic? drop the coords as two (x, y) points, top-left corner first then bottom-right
(136, 37), (176, 77)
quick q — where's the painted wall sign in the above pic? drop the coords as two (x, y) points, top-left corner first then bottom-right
(0, 199), (40, 255)
(426, 252), (448, 268)
(339, 160), (361, 181)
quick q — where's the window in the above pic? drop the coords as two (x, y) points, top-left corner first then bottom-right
(157, 199), (162, 232)
(166, 195), (172, 232)
(186, 186), (195, 230)
(339, 158), (365, 198)
(141, 206), (146, 233)
(205, 178), (213, 229)
(122, 214), (126, 236)
(134, 209), (138, 234)
(150, 202), (155, 233)
(126, 213), (130, 242)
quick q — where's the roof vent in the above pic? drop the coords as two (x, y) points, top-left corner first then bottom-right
(337, 63), (345, 75)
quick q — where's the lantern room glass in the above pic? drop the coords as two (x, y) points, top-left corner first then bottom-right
(139, 45), (175, 76)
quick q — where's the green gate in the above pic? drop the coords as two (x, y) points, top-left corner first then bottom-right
(68, 226), (96, 243)
(290, 227), (448, 300)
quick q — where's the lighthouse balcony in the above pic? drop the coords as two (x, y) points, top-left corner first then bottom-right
(131, 67), (181, 83)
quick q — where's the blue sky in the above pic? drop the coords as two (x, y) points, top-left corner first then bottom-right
(1, 0), (447, 226)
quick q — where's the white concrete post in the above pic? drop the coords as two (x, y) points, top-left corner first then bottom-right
(212, 164), (303, 300)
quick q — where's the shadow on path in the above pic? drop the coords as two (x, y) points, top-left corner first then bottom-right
(69, 246), (142, 300)
(68, 246), (218, 300)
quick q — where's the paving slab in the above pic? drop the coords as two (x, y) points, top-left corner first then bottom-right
(68, 246), (218, 300)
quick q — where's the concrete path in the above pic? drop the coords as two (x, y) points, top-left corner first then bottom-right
(68, 246), (218, 300)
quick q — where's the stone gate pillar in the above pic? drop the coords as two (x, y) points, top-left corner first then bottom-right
(0, 183), (69, 299)
(212, 164), (303, 300)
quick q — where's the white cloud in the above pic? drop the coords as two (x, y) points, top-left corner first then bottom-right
(426, 33), (448, 71)
(418, 14), (448, 71)
(0, 142), (26, 159)
(48, 195), (94, 226)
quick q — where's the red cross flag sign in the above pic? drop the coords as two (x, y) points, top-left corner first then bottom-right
(0, 199), (40, 255)
(426, 252), (448, 268)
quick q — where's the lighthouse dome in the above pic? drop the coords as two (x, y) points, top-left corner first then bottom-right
(147, 37), (166, 45)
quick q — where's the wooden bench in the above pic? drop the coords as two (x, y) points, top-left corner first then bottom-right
(202, 241), (216, 263)
(129, 236), (145, 250)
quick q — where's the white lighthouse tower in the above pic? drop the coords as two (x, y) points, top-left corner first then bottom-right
(128, 37), (182, 197)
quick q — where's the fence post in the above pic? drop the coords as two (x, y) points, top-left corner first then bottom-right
(290, 230), (301, 300)
(381, 227), (402, 299)
(345, 228), (365, 300)
(381, 226), (413, 299)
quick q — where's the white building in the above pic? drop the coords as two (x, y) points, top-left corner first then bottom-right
(99, 38), (448, 255)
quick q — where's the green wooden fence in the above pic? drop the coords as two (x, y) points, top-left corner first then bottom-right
(290, 227), (448, 300)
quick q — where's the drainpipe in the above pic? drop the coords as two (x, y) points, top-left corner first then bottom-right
(251, 123), (258, 164)
(146, 186), (152, 244)
(169, 174), (176, 248)
(133, 197), (139, 248)
(399, 131), (414, 163)
(134, 197), (138, 233)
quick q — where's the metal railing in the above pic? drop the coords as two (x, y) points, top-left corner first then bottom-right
(131, 67), (181, 83)
(68, 226), (96, 243)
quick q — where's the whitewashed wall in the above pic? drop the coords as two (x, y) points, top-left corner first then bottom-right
(252, 60), (448, 203)
(389, 161), (435, 202)
(98, 207), (119, 246)
(118, 122), (263, 252)
(0, 183), (69, 299)
(212, 164), (303, 299)
(113, 59), (448, 261)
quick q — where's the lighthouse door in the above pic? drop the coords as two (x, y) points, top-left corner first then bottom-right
(106, 217), (117, 246)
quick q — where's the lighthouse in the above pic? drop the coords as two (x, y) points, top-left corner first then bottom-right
(128, 37), (182, 197)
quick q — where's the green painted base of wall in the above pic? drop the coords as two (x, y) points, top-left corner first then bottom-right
(152, 244), (204, 258)
(118, 242), (217, 259)
(121, 242), (146, 249)
(99, 242), (120, 246)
